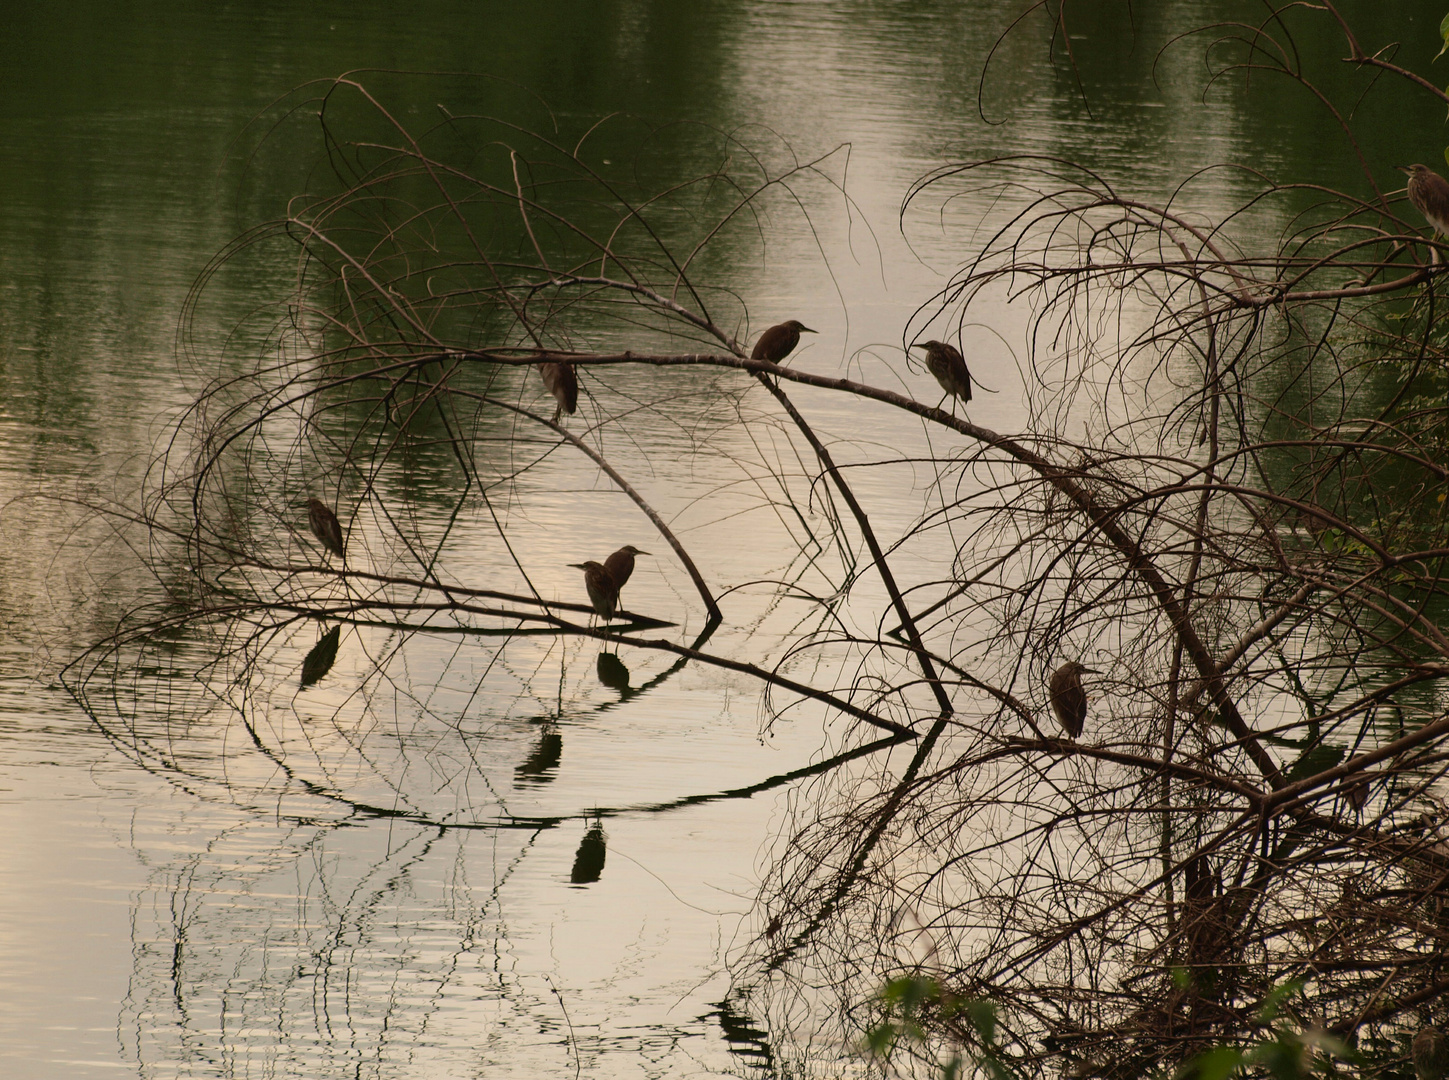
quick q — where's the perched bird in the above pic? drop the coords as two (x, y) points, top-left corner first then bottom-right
(306, 498), (346, 561)
(539, 360), (579, 422)
(603, 544), (650, 593)
(1184, 855), (1216, 906)
(750, 320), (816, 365)
(911, 340), (972, 404)
(569, 559), (619, 621)
(1413, 1026), (1449, 1080)
(1048, 660), (1098, 738)
(1343, 776), (1370, 814)
(1399, 164), (1449, 237)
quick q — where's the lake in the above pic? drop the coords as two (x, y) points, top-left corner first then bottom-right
(0, 3), (1440, 1077)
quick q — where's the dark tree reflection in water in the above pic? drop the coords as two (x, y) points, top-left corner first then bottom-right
(55, 9), (1449, 1076)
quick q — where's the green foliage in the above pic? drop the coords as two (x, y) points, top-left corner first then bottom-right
(1173, 982), (1360, 1079)
(864, 980), (1369, 1080)
(1175, 1027), (1356, 1080)
(864, 976), (1016, 1080)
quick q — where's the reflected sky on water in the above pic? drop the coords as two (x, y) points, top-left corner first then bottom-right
(0, 3), (1442, 1077)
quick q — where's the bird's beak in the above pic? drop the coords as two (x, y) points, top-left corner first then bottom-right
(636, 550), (652, 556)
(568, 562), (589, 570)
(909, 343), (924, 351)
(1081, 667), (1101, 675)
(1395, 164), (1411, 174)
(801, 326), (818, 334)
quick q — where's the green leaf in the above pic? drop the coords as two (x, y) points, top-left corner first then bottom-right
(301, 625), (341, 687)
(1251, 1036), (1308, 1080)
(964, 999), (997, 1044)
(1442, 144), (1449, 171)
(864, 1022), (897, 1058)
(1438, 13), (1449, 60)
(1187, 1046), (1246, 1080)
(1255, 979), (1305, 1023)
(1285, 743), (1345, 784)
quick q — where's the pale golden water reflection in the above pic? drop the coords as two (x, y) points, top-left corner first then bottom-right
(0, 2), (1442, 1078)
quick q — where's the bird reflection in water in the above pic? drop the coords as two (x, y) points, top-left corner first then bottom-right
(569, 815), (607, 885)
(596, 651), (631, 692)
(514, 724), (563, 786)
(299, 624), (341, 688)
(705, 995), (776, 1071)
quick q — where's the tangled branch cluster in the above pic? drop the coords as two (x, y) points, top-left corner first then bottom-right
(61, 10), (1449, 1073)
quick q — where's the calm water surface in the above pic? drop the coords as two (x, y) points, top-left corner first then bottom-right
(0, 3), (1439, 1077)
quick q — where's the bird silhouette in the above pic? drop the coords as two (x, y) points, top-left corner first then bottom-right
(911, 340), (972, 404)
(569, 559), (619, 621)
(603, 544), (650, 593)
(306, 498), (346, 561)
(1048, 661), (1098, 738)
(539, 360), (578, 422)
(751, 320), (816, 365)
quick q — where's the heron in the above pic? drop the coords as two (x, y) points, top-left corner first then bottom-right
(1048, 661), (1098, 739)
(603, 544), (650, 593)
(1399, 164), (1449, 237)
(306, 498), (346, 561)
(539, 360), (578, 422)
(569, 559), (619, 622)
(751, 320), (816, 365)
(911, 340), (973, 404)
(1415, 1026), (1449, 1080)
